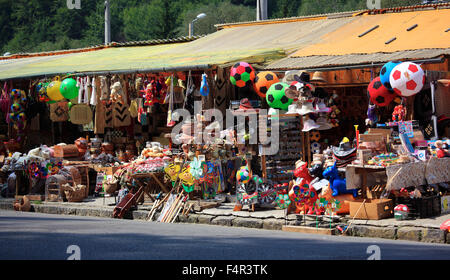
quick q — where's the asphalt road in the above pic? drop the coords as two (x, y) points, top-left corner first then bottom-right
(1, 210), (449, 260)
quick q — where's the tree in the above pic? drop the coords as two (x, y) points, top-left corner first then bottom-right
(176, 0), (256, 37)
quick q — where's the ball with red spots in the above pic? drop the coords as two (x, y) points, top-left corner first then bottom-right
(368, 77), (394, 107)
(389, 62), (425, 97)
(230, 62), (256, 88)
(253, 71), (279, 98)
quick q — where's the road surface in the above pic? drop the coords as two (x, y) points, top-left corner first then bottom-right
(1, 210), (449, 260)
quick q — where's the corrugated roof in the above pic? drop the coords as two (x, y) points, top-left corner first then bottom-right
(290, 8), (450, 57)
(265, 48), (450, 70)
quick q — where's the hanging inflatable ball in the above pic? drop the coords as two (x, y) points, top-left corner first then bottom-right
(390, 62), (425, 97)
(266, 82), (292, 111)
(230, 62), (256, 88)
(368, 77), (395, 107)
(253, 71), (279, 98)
(380, 61), (401, 91)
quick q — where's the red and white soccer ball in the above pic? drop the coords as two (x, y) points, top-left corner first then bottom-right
(389, 62), (425, 97)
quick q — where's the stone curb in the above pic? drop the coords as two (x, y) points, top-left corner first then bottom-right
(0, 201), (448, 244)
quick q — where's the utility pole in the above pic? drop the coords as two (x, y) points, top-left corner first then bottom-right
(105, 0), (111, 45)
(257, 0), (268, 21)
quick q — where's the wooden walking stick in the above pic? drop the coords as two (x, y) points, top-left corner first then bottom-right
(171, 195), (189, 223)
(147, 192), (162, 221)
(343, 199), (366, 235)
(150, 191), (171, 221)
(162, 190), (184, 222)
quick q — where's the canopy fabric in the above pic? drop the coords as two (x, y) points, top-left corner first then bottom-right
(290, 9), (450, 57)
(0, 14), (355, 80)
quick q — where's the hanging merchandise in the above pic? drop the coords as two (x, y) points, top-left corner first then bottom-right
(389, 62), (425, 97)
(60, 78), (79, 100)
(99, 76), (110, 101)
(368, 77), (395, 107)
(266, 82), (293, 111)
(49, 101), (69, 122)
(380, 61), (402, 90)
(230, 62), (256, 88)
(46, 77), (64, 101)
(200, 73), (210, 96)
(110, 81), (125, 103)
(392, 104), (407, 122)
(166, 75), (175, 127)
(253, 71), (280, 98)
(184, 71), (195, 114)
(37, 82), (50, 103)
(9, 89), (27, 142)
(137, 98), (148, 126)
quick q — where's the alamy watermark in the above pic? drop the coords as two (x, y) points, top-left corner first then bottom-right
(67, 0), (81, 9)
(67, 245), (81, 260)
(366, 0), (381, 9)
(367, 245), (381, 260)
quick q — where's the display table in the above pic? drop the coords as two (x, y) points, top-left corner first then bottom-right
(132, 172), (171, 201)
(346, 164), (386, 198)
(346, 157), (450, 195)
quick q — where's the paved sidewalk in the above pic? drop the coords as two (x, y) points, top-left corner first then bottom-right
(1, 197), (449, 244)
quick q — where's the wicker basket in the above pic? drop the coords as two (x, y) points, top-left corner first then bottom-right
(64, 184), (87, 203)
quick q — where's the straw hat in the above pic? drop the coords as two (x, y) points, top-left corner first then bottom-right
(282, 70), (311, 84)
(311, 71), (327, 84)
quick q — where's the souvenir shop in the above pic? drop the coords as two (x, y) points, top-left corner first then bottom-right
(2, 56), (450, 224)
(223, 58), (450, 222)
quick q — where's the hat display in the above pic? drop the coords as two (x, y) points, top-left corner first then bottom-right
(282, 70), (310, 84)
(302, 118), (320, 132)
(311, 71), (327, 84)
(315, 116), (333, 130)
(297, 101), (316, 115)
(315, 101), (331, 113)
(287, 104), (300, 115)
(239, 98), (253, 110)
(332, 141), (357, 167)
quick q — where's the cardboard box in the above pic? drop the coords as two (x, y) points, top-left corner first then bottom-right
(441, 195), (450, 214)
(349, 199), (394, 220)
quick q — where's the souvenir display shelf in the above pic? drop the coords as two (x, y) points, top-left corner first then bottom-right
(261, 114), (306, 185)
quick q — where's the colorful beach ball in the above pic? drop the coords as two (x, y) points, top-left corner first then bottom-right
(230, 62), (256, 88)
(368, 77), (395, 107)
(253, 71), (279, 98)
(266, 82), (293, 111)
(390, 62), (425, 97)
(380, 61), (401, 90)
(236, 166), (250, 184)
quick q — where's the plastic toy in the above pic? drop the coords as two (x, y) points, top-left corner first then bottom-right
(322, 163), (358, 197)
(60, 78), (79, 99)
(200, 73), (209, 96)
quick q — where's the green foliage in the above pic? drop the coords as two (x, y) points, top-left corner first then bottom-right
(0, 0), (434, 55)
